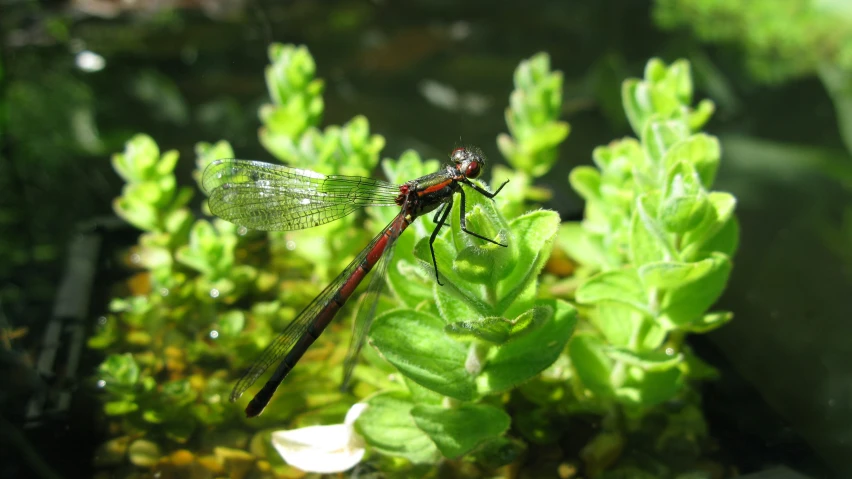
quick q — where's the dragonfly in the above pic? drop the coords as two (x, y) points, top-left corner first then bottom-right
(202, 147), (509, 417)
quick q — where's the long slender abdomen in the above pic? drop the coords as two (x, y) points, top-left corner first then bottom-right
(244, 214), (411, 417)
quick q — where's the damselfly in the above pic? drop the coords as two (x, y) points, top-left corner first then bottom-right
(202, 147), (508, 417)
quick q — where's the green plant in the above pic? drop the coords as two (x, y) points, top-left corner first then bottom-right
(654, 0), (852, 83)
(497, 52), (570, 178)
(558, 58), (737, 475)
(653, 0), (852, 306)
(355, 167), (574, 464)
(94, 45), (737, 478)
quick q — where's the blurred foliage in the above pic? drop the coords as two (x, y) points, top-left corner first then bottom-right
(654, 0), (852, 159)
(1, 6), (108, 325)
(654, 0), (852, 84)
(3, 55), (104, 282)
(94, 44), (737, 478)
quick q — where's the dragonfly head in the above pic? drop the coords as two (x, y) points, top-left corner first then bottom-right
(451, 147), (485, 179)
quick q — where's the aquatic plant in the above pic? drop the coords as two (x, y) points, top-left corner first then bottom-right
(93, 44), (736, 478)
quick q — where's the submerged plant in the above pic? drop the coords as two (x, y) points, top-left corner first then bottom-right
(93, 44), (737, 478)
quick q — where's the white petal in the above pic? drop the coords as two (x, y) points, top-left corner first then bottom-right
(270, 404), (368, 474)
(344, 403), (368, 425)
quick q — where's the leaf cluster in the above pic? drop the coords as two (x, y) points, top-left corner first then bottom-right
(94, 47), (738, 478)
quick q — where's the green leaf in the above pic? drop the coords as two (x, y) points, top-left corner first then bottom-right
(507, 306), (552, 338)
(370, 309), (478, 400)
(668, 59), (694, 105)
(445, 316), (512, 344)
(629, 192), (673, 266)
(662, 133), (720, 188)
(496, 134), (518, 168)
(638, 257), (719, 290)
(404, 377), (444, 405)
(593, 301), (661, 349)
(592, 137), (644, 172)
(217, 310), (245, 337)
(356, 392), (439, 463)
(155, 150), (180, 176)
(685, 213), (739, 262)
(682, 311), (734, 334)
(87, 316), (118, 349)
(142, 408), (164, 424)
(112, 134), (160, 182)
(444, 306), (550, 344)
(105, 400), (139, 416)
(568, 166), (601, 201)
(133, 180), (169, 206)
(113, 197), (159, 232)
(162, 380), (196, 406)
(434, 277), (489, 323)
(689, 99), (715, 131)
(414, 237), (490, 316)
(661, 193), (708, 234)
(99, 353), (140, 386)
(164, 208), (193, 236)
(643, 119), (690, 166)
(658, 253), (732, 327)
(449, 182), (509, 261)
(454, 245), (499, 284)
(410, 404), (511, 459)
(660, 161), (708, 233)
(617, 366), (683, 407)
(622, 79), (652, 136)
(604, 347), (683, 371)
(386, 232), (433, 306)
(680, 192), (737, 260)
(478, 299), (576, 394)
(261, 44), (325, 152)
(337, 115), (385, 176)
(575, 268), (649, 314)
(496, 210), (561, 313)
(568, 333), (614, 397)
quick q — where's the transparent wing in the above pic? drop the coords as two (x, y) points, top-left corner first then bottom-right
(202, 159), (400, 231)
(230, 213), (406, 403)
(340, 213), (404, 390)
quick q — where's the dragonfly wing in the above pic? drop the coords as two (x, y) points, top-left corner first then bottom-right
(203, 159), (400, 231)
(229, 213), (406, 403)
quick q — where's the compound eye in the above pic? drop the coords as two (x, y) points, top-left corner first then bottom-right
(464, 160), (481, 179)
(451, 147), (466, 163)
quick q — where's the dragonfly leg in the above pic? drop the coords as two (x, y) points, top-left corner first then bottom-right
(429, 199), (453, 286)
(459, 188), (508, 247)
(432, 202), (446, 224)
(465, 178), (510, 199)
